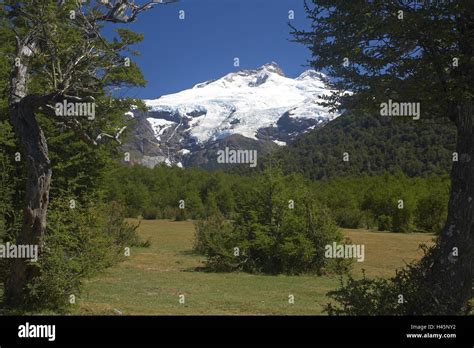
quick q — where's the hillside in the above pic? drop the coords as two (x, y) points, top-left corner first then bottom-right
(270, 112), (457, 179)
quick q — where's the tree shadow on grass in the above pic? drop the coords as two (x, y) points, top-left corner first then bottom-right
(182, 266), (209, 273)
(179, 249), (199, 256)
(176, 249), (209, 273)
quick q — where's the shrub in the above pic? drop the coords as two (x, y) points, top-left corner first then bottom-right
(361, 211), (376, 230)
(377, 215), (392, 231)
(13, 199), (147, 312)
(194, 213), (243, 271)
(415, 192), (447, 233)
(175, 208), (187, 221)
(324, 270), (403, 315)
(142, 206), (160, 220)
(324, 244), (471, 315)
(333, 207), (364, 229)
(194, 170), (352, 275)
(162, 206), (179, 219)
(391, 204), (413, 232)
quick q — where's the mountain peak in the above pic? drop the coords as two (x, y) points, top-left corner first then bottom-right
(259, 61), (285, 76)
(131, 63), (339, 168)
(297, 69), (326, 80)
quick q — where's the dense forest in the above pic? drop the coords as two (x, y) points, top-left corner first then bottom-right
(263, 112), (456, 180)
(104, 163), (450, 234)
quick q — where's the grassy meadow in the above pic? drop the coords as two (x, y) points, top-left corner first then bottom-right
(72, 220), (434, 316)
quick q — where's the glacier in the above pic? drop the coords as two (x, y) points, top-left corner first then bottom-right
(144, 62), (339, 145)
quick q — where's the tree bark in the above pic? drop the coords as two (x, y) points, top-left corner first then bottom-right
(430, 3), (474, 314)
(5, 97), (52, 307)
(5, 39), (52, 307)
(427, 100), (473, 314)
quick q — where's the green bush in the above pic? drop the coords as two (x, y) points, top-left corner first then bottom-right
(162, 206), (179, 219)
(361, 211), (376, 230)
(194, 170), (351, 275)
(324, 245), (470, 315)
(377, 215), (392, 231)
(333, 207), (364, 229)
(325, 270), (403, 315)
(142, 206), (160, 220)
(17, 199), (147, 312)
(175, 208), (187, 221)
(415, 192), (448, 233)
(391, 204), (413, 232)
(194, 213), (243, 271)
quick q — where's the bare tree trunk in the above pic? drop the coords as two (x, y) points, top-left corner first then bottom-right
(5, 97), (52, 307)
(427, 100), (473, 314)
(5, 40), (52, 307)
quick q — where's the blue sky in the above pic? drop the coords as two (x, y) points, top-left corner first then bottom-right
(109, 0), (312, 99)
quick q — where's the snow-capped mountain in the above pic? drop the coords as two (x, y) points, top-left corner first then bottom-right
(124, 62), (339, 168)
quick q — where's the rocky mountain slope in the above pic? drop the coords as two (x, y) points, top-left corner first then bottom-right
(123, 62), (339, 168)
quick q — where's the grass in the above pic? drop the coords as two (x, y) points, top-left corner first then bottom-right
(71, 220), (434, 315)
(343, 229), (435, 278)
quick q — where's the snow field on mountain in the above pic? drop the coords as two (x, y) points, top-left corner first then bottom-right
(144, 63), (339, 144)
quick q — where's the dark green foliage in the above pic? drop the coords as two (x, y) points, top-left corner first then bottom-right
(293, 0), (473, 315)
(314, 174), (450, 232)
(0, 19), (22, 245)
(194, 213), (240, 272)
(0, 198), (146, 312)
(142, 206), (160, 220)
(104, 163), (450, 234)
(104, 164), (246, 220)
(377, 215), (392, 232)
(0, 121), (22, 243)
(291, 1), (469, 121)
(194, 170), (351, 275)
(325, 245), (470, 316)
(325, 271), (403, 316)
(0, 0), (150, 311)
(269, 112), (456, 180)
(415, 191), (449, 234)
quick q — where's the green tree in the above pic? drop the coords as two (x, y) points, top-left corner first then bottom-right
(415, 191), (449, 233)
(195, 169), (350, 275)
(1, 0), (175, 307)
(293, 0), (473, 314)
